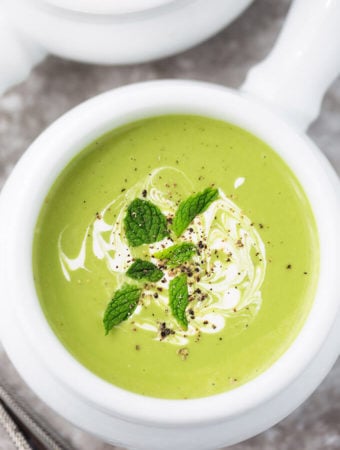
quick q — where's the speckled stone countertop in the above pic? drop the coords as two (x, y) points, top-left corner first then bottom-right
(0, 0), (339, 449)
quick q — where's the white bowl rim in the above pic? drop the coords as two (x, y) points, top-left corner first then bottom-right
(1, 79), (340, 426)
(40, 0), (182, 15)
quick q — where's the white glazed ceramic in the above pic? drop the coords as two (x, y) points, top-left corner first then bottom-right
(1, 1), (340, 449)
(0, 0), (253, 94)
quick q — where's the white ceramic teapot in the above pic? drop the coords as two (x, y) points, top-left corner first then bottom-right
(0, 0), (252, 93)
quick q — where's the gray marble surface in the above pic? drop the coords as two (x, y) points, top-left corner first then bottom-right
(1, 0), (340, 449)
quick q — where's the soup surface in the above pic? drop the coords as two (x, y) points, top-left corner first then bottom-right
(33, 115), (319, 399)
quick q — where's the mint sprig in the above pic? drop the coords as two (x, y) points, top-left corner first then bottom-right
(127, 259), (164, 282)
(103, 186), (219, 335)
(124, 199), (168, 247)
(154, 243), (196, 268)
(172, 187), (219, 237)
(169, 274), (189, 330)
(103, 284), (142, 335)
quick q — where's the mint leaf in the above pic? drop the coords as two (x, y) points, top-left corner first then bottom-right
(103, 284), (142, 334)
(124, 199), (168, 247)
(172, 187), (219, 237)
(126, 259), (164, 282)
(154, 243), (197, 268)
(169, 274), (189, 330)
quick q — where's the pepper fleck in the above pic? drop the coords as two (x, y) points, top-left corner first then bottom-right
(177, 348), (189, 361)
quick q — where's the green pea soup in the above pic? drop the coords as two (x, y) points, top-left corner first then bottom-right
(33, 115), (319, 399)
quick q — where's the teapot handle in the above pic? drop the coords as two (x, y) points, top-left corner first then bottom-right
(242, 0), (340, 131)
(0, 10), (46, 95)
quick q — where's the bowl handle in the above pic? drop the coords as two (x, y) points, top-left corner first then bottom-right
(241, 0), (340, 131)
(0, 10), (46, 95)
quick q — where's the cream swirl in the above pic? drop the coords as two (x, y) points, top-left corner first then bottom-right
(59, 167), (266, 345)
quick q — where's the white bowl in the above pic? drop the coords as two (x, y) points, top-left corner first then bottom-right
(0, 0), (253, 93)
(0, 80), (339, 450)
